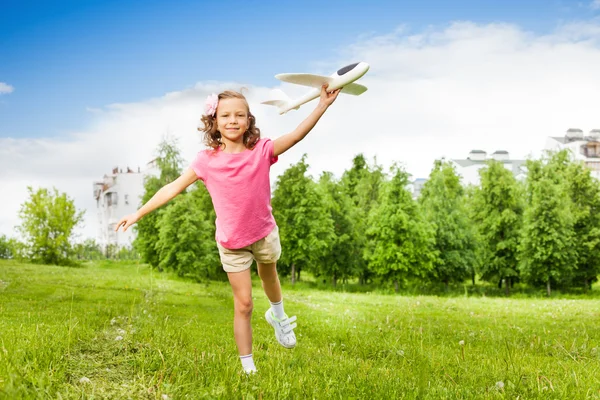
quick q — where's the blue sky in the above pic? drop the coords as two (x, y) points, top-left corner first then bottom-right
(2, 0), (600, 240)
(1, 0), (598, 139)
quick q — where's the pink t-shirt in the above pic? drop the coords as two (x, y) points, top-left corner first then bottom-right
(190, 138), (278, 249)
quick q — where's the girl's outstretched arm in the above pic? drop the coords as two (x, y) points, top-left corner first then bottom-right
(273, 85), (340, 157)
(115, 167), (198, 232)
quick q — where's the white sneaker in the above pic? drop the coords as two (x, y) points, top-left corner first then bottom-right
(265, 308), (297, 349)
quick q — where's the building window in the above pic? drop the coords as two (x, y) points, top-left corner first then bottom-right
(581, 144), (600, 158)
(106, 192), (118, 207)
(124, 194), (129, 205)
(585, 162), (600, 171)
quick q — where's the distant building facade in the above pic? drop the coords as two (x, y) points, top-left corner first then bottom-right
(93, 161), (158, 249)
(409, 178), (428, 199)
(449, 150), (527, 186)
(545, 128), (600, 180)
(412, 129), (599, 193)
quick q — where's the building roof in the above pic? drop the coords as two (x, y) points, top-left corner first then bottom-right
(550, 136), (568, 144)
(550, 136), (600, 144)
(451, 159), (527, 175)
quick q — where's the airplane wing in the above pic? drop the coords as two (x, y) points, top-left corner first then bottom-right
(275, 73), (333, 88)
(340, 83), (368, 95)
(275, 73), (367, 95)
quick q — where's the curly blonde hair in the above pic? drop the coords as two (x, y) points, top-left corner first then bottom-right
(198, 90), (260, 150)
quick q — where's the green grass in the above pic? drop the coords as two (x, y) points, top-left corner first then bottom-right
(0, 259), (599, 399)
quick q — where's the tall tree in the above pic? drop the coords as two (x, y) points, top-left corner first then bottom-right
(563, 157), (600, 291)
(134, 136), (185, 268)
(341, 154), (368, 200)
(419, 161), (476, 289)
(272, 155), (335, 284)
(519, 157), (576, 296)
(317, 171), (359, 286)
(340, 154), (386, 284)
(364, 164), (436, 292)
(470, 160), (524, 294)
(17, 187), (84, 266)
(156, 185), (221, 280)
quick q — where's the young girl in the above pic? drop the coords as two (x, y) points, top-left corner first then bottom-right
(116, 85), (340, 374)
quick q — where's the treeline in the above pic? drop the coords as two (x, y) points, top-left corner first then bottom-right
(131, 140), (600, 296)
(0, 235), (138, 262)
(0, 186), (139, 266)
(4, 138), (599, 296)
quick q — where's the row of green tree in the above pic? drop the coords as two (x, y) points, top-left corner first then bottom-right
(0, 219), (138, 265)
(4, 138), (599, 296)
(132, 140), (600, 296)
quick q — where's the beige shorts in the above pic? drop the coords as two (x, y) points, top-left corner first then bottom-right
(217, 226), (282, 273)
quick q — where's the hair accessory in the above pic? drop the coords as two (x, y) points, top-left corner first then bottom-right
(204, 93), (219, 117)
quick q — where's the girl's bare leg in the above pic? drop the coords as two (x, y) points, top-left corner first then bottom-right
(257, 262), (282, 302)
(227, 269), (253, 355)
(258, 262), (296, 348)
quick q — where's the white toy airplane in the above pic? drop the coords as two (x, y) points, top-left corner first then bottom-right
(262, 62), (370, 114)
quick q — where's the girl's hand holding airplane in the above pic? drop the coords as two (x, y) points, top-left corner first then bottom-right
(319, 84), (341, 108)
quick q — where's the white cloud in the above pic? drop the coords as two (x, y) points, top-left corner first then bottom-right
(591, 0), (600, 10)
(2, 20), (600, 241)
(0, 82), (14, 95)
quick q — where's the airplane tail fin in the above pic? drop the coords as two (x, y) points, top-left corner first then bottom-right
(261, 89), (296, 114)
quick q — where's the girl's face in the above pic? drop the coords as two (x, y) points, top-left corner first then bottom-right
(216, 98), (249, 144)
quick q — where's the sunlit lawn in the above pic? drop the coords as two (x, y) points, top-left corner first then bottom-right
(0, 259), (599, 399)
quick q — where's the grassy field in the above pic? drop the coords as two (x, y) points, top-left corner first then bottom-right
(0, 259), (599, 399)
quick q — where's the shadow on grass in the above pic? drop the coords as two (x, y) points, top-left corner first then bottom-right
(276, 274), (600, 299)
(3, 259), (597, 299)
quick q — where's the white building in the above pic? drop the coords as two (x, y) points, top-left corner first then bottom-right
(449, 150), (527, 186)
(93, 161), (158, 249)
(545, 128), (600, 180)
(409, 178), (428, 199)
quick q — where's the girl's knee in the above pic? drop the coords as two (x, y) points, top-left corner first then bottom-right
(258, 263), (278, 279)
(261, 275), (280, 287)
(235, 297), (253, 317)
